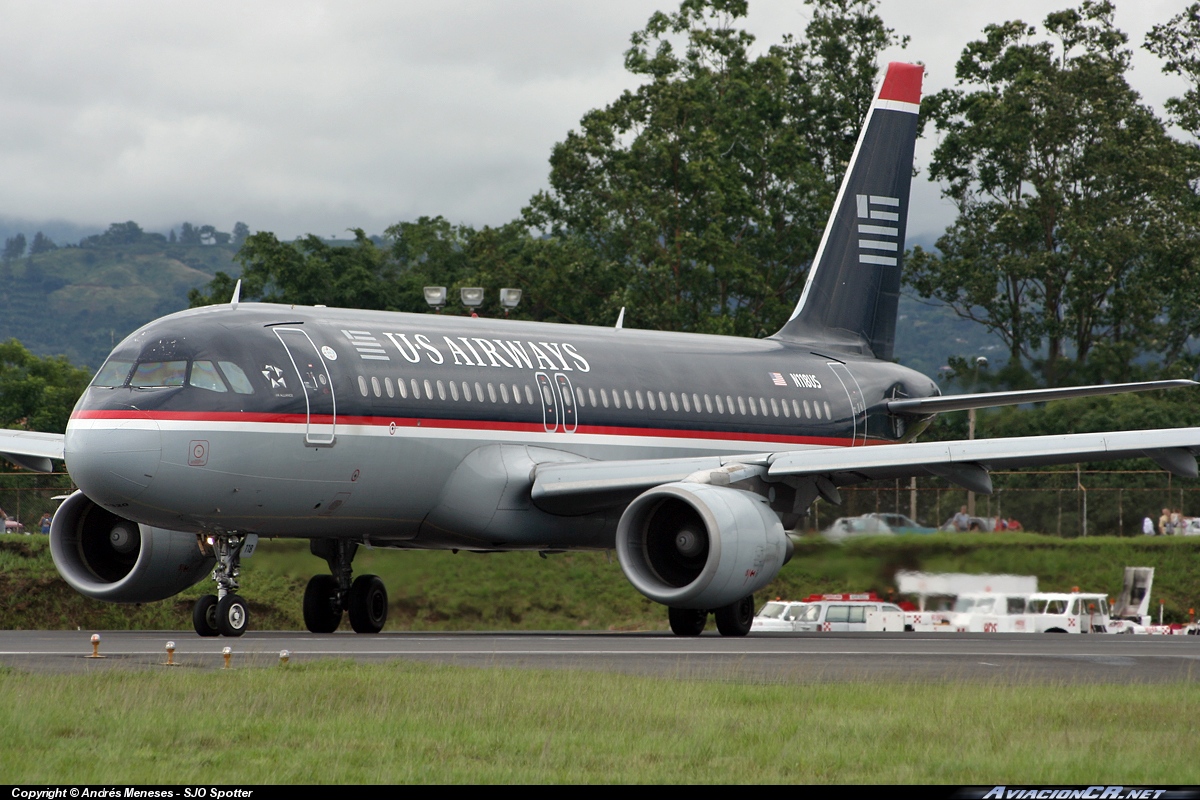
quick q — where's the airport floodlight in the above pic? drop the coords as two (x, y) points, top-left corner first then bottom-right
(975, 356), (989, 369)
(499, 288), (523, 309)
(423, 286), (447, 310)
(460, 287), (485, 308)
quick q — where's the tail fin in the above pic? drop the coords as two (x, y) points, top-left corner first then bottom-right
(773, 62), (923, 361)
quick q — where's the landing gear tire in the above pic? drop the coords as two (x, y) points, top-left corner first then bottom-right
(714, 595), (754, 637)
(348, 574), (388, 634)
(216, 593), (249, 637)
(303, 574), (343, 633)
(668, 607), (708, 636)
(192, 594), (219, 637)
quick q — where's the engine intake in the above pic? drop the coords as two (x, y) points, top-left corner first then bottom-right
(615, 483), (791, 609)
(50, 491), (215, 603)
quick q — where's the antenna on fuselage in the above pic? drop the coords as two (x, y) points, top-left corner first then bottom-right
(230, 279), (242, 310)
(615, 307), (625, 330)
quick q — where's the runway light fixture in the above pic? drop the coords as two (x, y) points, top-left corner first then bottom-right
(423, 286), (447, 311)
(499, 288), (522, 309)
(460, 287), (485, 309)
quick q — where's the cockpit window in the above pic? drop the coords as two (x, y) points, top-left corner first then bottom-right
(219, 362), (254, 395)
(130, 361), (187, 388)
(92, 360), (133, 388)
(189, 361), (228, 393)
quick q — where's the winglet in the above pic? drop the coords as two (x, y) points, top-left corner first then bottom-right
(615, 307), (625, 330)
(231, 279), (242, 310)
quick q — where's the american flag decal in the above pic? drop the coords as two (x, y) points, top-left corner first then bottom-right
(770, 372), (787, 386)
(856, 194), (900, 267)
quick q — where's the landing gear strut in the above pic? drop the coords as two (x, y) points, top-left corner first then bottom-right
(192, 533), (251, 637)
(304, 539), (388, 634)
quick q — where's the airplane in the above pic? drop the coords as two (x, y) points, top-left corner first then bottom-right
(4, 61), (1199, 639)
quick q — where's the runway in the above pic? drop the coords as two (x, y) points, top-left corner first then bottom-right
(2, 629), (1198, 682)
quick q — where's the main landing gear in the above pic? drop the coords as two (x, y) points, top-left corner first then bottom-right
(302, 538), (388, 634)
(192, 534), (251, 637)
(668, 594), (755, 637)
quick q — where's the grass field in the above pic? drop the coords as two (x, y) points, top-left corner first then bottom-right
(0, 661), (1196, 783)
(4, 532), (1200, 632)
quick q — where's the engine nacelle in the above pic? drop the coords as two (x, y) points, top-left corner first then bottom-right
(615, 483), (792, 610)
(50, 491), (215, 603)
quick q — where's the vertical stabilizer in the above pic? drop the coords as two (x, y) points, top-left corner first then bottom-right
(773, 62), (923, 360)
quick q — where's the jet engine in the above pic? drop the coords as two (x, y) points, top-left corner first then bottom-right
(615, 483), (792, 610)
(49, 491), (214, 603)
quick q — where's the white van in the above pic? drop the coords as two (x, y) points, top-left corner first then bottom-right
(948, 592), (1032, 633)
(751, 600), (809, 632)
(788, 593), (906, 633)
(1026, 592), (1110, 633)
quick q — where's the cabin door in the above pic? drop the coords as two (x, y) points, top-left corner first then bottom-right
(826, 362), (867, 446)
(273, 327), (337, 446)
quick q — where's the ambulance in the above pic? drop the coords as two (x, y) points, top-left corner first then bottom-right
(787, 593), (906, 633)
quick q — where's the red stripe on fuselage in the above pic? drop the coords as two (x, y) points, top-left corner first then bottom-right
(69, 409), (871, 447)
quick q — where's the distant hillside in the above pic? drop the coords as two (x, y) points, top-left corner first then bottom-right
(0, 239), (237, 369)
(0, 219), (1005, 377)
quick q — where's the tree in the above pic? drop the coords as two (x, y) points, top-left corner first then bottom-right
(0, 339), (91, 435)
(81, 222), (145, 247)
(189, 229), (396, 310)
(231, 222), (250, 248)
(525, 0), (905, 337)
(28, 232), (56, 255)
(178, 222), (201, 246)
(905, 1), (1199, 387)
(3, 233), (26, 264)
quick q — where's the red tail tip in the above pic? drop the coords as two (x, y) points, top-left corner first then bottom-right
(878, 62), (923, 105)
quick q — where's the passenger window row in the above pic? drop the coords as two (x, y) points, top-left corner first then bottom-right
(573, 386), (834, 420)
(354, 373), (834, 421)
(356, 375), (536, 405)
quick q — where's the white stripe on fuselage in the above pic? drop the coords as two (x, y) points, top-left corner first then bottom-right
(66, 416), (841, 454)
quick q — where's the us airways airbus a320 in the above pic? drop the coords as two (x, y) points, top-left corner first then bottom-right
(5, 62), (1199, 638)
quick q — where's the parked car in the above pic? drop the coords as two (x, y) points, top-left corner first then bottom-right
(3, 516), (24, 534)
(821, 515), (891, 542)
(751, 600), (809, 633)
(864, 513), (936, 535)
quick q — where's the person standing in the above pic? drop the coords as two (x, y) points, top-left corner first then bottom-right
(39, 513), (51, 535)
(1143, 516), (1155, 535)
(1160, 508), (1171, 536)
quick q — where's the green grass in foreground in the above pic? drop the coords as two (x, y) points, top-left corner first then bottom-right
(1, 661), (1198, 783)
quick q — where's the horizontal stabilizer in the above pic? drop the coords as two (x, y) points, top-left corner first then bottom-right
(887, 380), (1197, 415)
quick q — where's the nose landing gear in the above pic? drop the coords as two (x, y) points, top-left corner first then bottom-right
(192, 533), (252, 637)
(303, 538), (388, 634)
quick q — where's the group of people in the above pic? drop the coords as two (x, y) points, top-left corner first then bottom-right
(1144, 508), (1191, 536)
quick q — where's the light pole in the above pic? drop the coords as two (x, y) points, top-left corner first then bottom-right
(967, 355), (988, 516)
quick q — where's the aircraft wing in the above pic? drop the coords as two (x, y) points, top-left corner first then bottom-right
(0, 429), (65, 473)
(887, 379), (1196, 415)
(531, 427), (1200, 511)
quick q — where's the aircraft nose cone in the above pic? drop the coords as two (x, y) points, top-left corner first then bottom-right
(65, 407), (162, 502)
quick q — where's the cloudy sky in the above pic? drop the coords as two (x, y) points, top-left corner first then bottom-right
(0, 1), (1193, 243)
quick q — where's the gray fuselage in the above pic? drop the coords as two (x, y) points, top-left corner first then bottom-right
(65, 303), (938, 549)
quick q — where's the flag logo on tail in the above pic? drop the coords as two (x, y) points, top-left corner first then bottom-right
(856, 194), (900, 267)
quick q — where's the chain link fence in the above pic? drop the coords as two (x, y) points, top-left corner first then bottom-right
(0, 472), (75, 535)
(0, 469), (1193, 539)
(806, 469), (1196, 537)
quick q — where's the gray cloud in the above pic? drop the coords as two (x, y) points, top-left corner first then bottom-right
(0, 1), (1192, 242)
